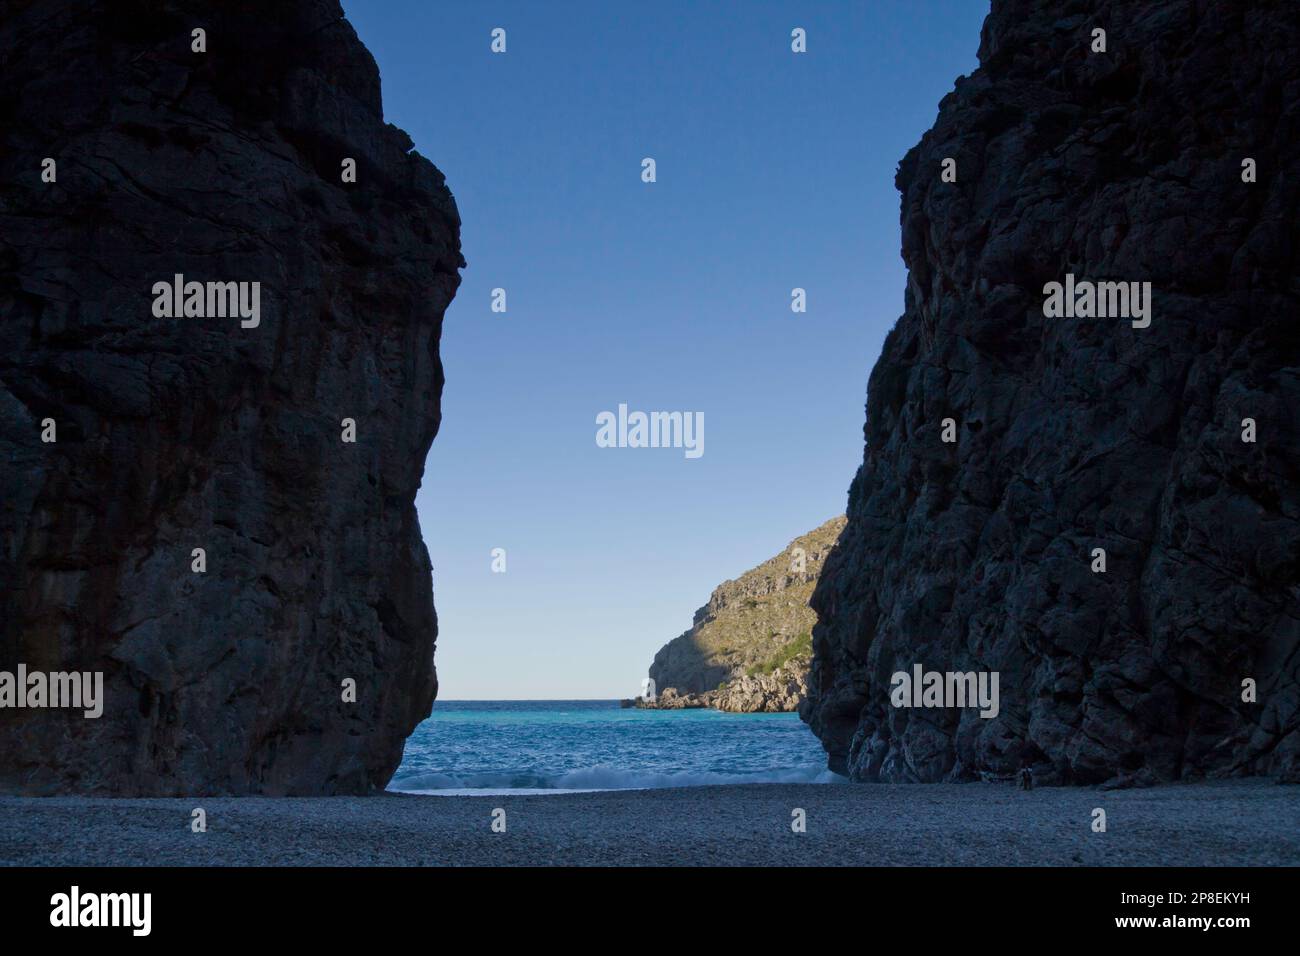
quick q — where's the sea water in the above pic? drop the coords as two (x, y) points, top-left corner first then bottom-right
(390, 700), (844, 795)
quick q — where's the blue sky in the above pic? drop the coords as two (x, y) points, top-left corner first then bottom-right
(341, 0), (988, 698)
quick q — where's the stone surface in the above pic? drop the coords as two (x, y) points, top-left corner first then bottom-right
(633, 667), (808, 713)
(712, 666), (809, 714)
(643, 517), (843, 713)
(4, 780), (1298, 867)
(802, 0), (1299, 784)
(0, 0), (462, 794)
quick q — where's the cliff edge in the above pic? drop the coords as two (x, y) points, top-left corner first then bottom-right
(803, 0), (1299, 784)
(644, 517), (845, 713)
(0, 0), (462, 794)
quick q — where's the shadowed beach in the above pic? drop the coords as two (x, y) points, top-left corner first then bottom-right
(2, 781), (1296, 867)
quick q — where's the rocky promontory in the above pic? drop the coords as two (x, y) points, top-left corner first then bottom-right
(0, 0), (462, 794)
(803, 0), (1299, 784)
(638, 517), (844, 713)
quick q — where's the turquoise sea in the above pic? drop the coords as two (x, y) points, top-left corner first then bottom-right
(391, 700), (845, 794)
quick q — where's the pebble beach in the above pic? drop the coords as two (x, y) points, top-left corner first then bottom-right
(2, 780), (1296, 867)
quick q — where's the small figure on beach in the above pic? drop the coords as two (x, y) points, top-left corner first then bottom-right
(1018, 765), (1033, 791)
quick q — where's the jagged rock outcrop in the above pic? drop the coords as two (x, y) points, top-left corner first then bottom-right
(713, 666), (809, 713)
(636, 666), (809, 713)
(804, 0), (1299, 784)
(0, 0), (462, 794)
(641, 517), (843, 712)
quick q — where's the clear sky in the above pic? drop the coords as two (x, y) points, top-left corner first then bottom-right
(340, 0), (988, 699)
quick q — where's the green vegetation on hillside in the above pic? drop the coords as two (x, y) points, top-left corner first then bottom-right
(647, 516), (846, 695)
(745, 631), (812, 678)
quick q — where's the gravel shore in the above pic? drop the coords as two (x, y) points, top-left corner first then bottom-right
(1, 780), (1295, 866)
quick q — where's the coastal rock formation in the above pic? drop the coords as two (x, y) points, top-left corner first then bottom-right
(0, 0), (462, 794)
(713, 665), (809, 713)
(642, 517), (843, 713)
(635, 665), (808, 713)
(803, 0), (1299, 784)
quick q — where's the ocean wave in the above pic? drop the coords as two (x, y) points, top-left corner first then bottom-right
(389, 765), (846, 794)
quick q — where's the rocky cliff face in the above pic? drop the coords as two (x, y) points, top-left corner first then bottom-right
(644, 517), (844, 712)
(804, 0), (1299, 784)
(0, 0), (462, 794)
(641, 667), (808, 714)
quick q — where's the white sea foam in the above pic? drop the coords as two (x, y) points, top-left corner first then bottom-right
(390, 765), (846, 795)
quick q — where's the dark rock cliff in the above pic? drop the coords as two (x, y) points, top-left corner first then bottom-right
(0, 0), (462, 793)
(803, 0), (1299, 784)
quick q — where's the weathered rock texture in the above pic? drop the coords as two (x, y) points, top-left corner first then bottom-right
(635, 666), (808, 714)
(803, 0), (1299, 784)
(643, 517), (844, 713)
(0, 0), (462, 794)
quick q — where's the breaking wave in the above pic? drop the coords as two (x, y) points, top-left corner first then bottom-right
(390, 764), (845, 795)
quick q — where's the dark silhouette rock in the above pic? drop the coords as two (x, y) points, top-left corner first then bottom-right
(802, 0), (1299, 784)
(0, 0), (462, 793)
